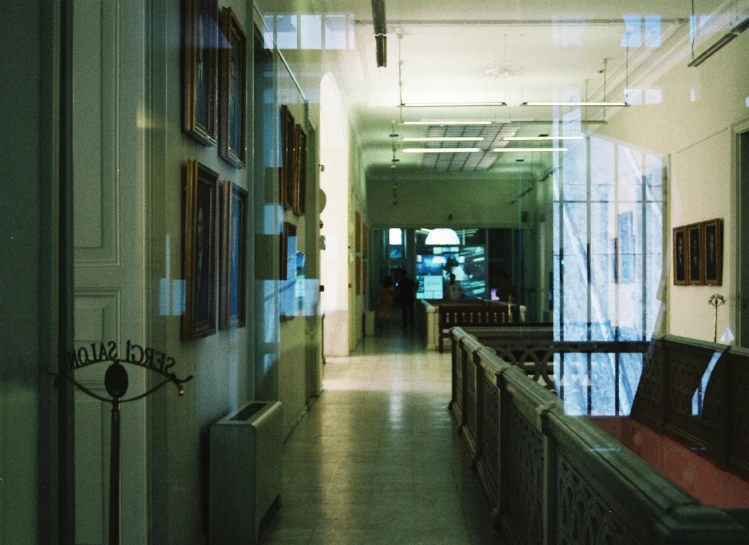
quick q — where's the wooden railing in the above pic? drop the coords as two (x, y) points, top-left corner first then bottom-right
(437, 301), (531, 353)
(631, 335), (749, 479)
(450, 327), (749, 544)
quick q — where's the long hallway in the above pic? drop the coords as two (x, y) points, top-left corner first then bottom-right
(259, 332), (501, 544)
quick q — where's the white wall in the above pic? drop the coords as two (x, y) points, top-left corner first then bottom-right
(367, 172), (538, 229)
(320, 73), (351, 356)
(599, 31), (749, 342)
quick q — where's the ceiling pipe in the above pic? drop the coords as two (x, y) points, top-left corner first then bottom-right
(372, 0), (387, 67)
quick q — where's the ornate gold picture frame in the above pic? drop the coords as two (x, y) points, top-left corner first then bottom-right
(183, 160), (218, 341)
(219, 7), (247, 168)
(183, 0), (218, 146)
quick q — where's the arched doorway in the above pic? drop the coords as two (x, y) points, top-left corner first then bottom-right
(319, 73), (350, 356)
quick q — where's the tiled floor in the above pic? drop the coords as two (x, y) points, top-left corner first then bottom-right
(259, 330), (501, 545)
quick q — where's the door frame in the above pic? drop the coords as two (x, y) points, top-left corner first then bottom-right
(733, 116), (749, 347)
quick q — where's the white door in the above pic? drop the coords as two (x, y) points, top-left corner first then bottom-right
(72, 0), (148, 543)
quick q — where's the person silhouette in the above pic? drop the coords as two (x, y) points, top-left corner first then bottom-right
(398, 269), (416, 329)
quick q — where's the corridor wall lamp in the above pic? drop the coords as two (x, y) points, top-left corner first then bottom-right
(372, 0), (387, 67)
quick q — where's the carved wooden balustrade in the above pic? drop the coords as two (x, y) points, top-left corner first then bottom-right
(437, 301), (537, 353)
(631, 335), (749, 479)
(450, 327), (749, 544)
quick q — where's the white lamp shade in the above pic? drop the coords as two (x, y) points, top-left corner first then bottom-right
(425, 228), (460, 245)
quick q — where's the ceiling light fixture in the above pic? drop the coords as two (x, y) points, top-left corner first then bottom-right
(401, 102), (508, 107)
(403, 148), (482, 153)
(521, 101), (628, 107)
(503, 136), (584, 141)
(425, 228), (460, 245)
(492, 147), (568, 152)
(688, 2), (749, 68)
(688, 32), (737, 67)
(401, 121), (493, 126)
(403, 137), (485, 142)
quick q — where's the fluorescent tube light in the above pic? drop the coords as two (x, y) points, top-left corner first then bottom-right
(688, 32), (737, 67)
(375, 34), (387, 68)
(503, 136), (584, 141)
(401, 121), (493, 126)
(402, 137), (485, 142)
(403, 148), (482, 153)
(521, 102), (629, 107)
(493, 147), (568, 152)
(401, 102), (508, 107)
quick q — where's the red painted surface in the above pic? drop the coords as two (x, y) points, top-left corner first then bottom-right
(590, 417), (749, 509)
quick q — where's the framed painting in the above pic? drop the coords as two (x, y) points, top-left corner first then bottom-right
(280, 106), (295, 210)
(362, 224), (368, 258)
(219, 8), (247, 168)
(687, 222), (704, 286)
(183, 160), (219, 341)
(183, 0), (218, 146)
(703, 219), (723, 286)
(292, 124), (307, 215)
(280, 222), (297, 319)
(362, 260), (367, 299)
(672, 227), (687, 286)
(355, 211), (361, 253)
(219, 182), (248, 330)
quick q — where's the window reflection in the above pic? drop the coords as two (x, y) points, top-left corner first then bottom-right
(552, 18), (585, 47)
(264, 13), (356, 51)
(621, 15), (661, 48)
(553, 133), (665, 415)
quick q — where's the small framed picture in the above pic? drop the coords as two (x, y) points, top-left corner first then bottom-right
(280, 106), (295, 210)
(219, 182), (248, 330)
(363, 224), (368, 258)
(687, 223), (704, 286)
(292, 124), (307, 215)
(703, 219), (723, 286)
(183, 160), (219, 341)
(355, 211), (361, 253)
(672, 227), (687, 285)
(219, 7), (247, 168)
(183, 0), (218, 146)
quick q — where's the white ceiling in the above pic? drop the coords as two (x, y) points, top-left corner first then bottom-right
(266, 0), (728, 178)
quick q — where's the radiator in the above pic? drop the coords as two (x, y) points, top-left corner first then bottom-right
(209, 400), (283, 545)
